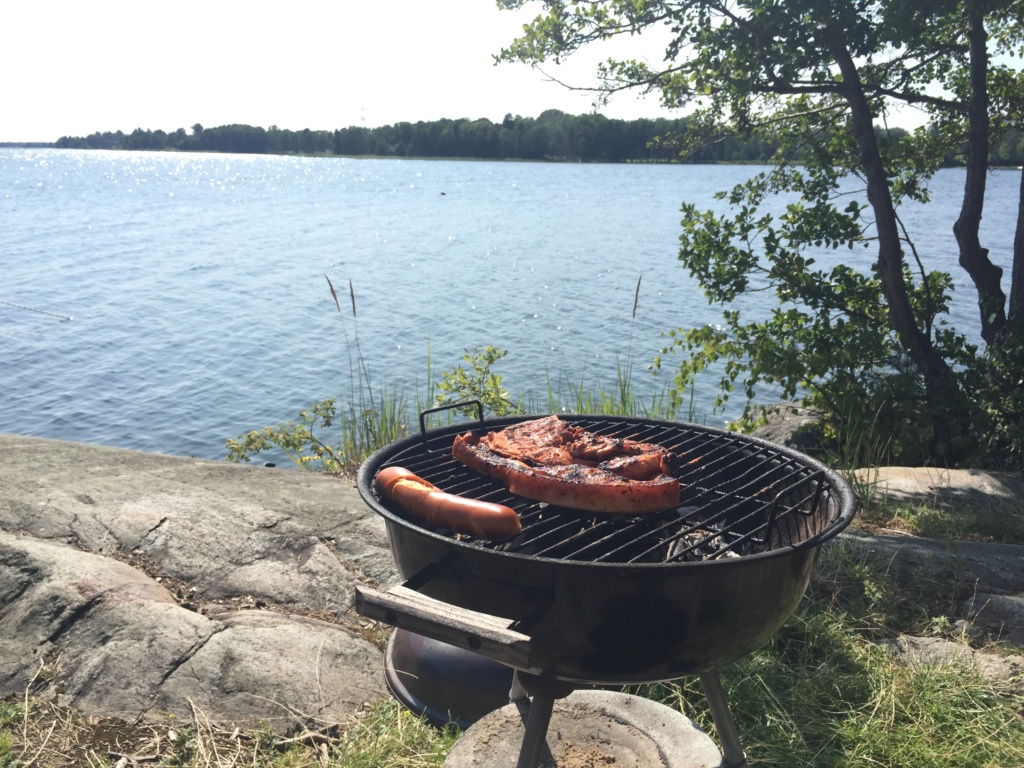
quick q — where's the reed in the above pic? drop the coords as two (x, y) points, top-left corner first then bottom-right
(227, 274), (691, 471)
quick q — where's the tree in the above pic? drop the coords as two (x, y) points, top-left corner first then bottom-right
(497, 0), (1024, 467)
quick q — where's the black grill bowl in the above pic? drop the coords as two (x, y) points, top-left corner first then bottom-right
(357, 414), (856, 684)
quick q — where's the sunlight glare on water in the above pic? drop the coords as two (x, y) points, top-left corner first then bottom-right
(0, 149), (1016, 460)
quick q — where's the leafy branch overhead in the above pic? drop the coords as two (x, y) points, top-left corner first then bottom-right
(498, 0), (1024, 468)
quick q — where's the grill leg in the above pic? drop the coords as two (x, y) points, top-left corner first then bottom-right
(515, 695), (555, 768)
(509, 669), (529, 702)
(699, 670), (748, 768)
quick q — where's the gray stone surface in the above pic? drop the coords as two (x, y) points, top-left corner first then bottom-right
(834, 531), (1024, 694)
(0, 433), (397, 733)
(853, 465), (1024, 508)
(749, 401), (826, 455)
(0, 433), (397, 597)
(837, 531), (1024, 597)
(962, 593), (1024, 647)
(887, 635), (1024, 696)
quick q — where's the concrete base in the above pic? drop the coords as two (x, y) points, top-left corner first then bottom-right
(445, 690), (724, 768)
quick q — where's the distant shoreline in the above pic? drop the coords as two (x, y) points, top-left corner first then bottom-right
(4, 145), (1023, 171)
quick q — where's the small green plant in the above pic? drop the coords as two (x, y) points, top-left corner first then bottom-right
(165, 725), (198, 766)
(544, 363), (683, 420)
(0, 701), (20, 729)
(227, 399), (344, 471)
(963, 329), (1024, 471)
(434, 346), (517, 418)
(928, 614), (952, 635)
(226, 389), (411, 473)
(0, 731), (17, 768)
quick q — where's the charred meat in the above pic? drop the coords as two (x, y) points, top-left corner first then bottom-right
(452, 416), (679, 514)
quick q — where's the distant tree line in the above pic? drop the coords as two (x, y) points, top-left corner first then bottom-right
(54, 110), (1024, 166)
(55, 112), (720, 162)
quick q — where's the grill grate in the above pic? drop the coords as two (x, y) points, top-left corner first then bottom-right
(377, 417), (843, 564)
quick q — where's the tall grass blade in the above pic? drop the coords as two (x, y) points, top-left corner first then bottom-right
(325, 274), (341, 313)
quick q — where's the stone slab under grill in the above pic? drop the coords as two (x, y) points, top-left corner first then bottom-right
(444, 690), (724, 768)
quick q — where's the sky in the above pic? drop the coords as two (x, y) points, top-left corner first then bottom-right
(0, 0), (691, 143)
(2, 0), (939, 144)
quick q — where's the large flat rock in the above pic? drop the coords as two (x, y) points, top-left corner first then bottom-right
(853, 466), (1024, 507)
(0, 433), (399, 733)
(837, 530), (1024, 597)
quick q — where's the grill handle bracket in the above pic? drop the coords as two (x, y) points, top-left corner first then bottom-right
(355, 584), (536, 672)
(418, 400), (484, 452)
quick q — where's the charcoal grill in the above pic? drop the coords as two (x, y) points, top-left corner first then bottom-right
(355, 408), (856, 767)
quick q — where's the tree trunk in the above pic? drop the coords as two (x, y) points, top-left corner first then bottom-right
(953, 2), (1007, 344)
(826, 31), (971, 461)
(1011, 167), (1024, 325)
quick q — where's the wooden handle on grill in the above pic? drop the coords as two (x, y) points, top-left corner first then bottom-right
(354, 584), (535, 671)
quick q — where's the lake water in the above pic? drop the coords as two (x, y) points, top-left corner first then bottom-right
(1, 149), (1018, 461)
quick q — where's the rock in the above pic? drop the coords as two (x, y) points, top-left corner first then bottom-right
(749, 401), (827, 455)
(952, 618), (986, 644)
(834, 532), (1024, 677)
(0, 433), (396, 733)
(962, 593), (1024, 647)
(837, 531), (1024, 598)
(0, 435), (398, 608)
(157, 610), (383, 732)
(886, 635), (1024, 696)
(0, 531), (386, 734)
(852, 466), (1024, 508)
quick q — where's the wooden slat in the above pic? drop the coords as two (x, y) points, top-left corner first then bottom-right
(355, 585), (535, 671)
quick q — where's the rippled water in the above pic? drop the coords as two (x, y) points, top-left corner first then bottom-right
(1, 149), (1017, 460)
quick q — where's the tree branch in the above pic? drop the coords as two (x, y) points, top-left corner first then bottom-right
(864, 87), (965, 112)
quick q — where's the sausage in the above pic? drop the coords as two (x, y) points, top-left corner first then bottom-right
(374, 466), (424, 496)
(373, 466), (522, 540)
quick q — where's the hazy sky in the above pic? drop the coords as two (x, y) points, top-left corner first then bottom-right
(0, 0), (689, 143)
(3, 0), (937, 144)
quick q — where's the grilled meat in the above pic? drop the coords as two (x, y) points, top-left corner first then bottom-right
(452, 416), (680, 514)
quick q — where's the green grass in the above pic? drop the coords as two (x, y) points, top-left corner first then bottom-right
(323, 700), (460, 768)
(639, 627), (1023, 767)
(632, 542), (1024, 767)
